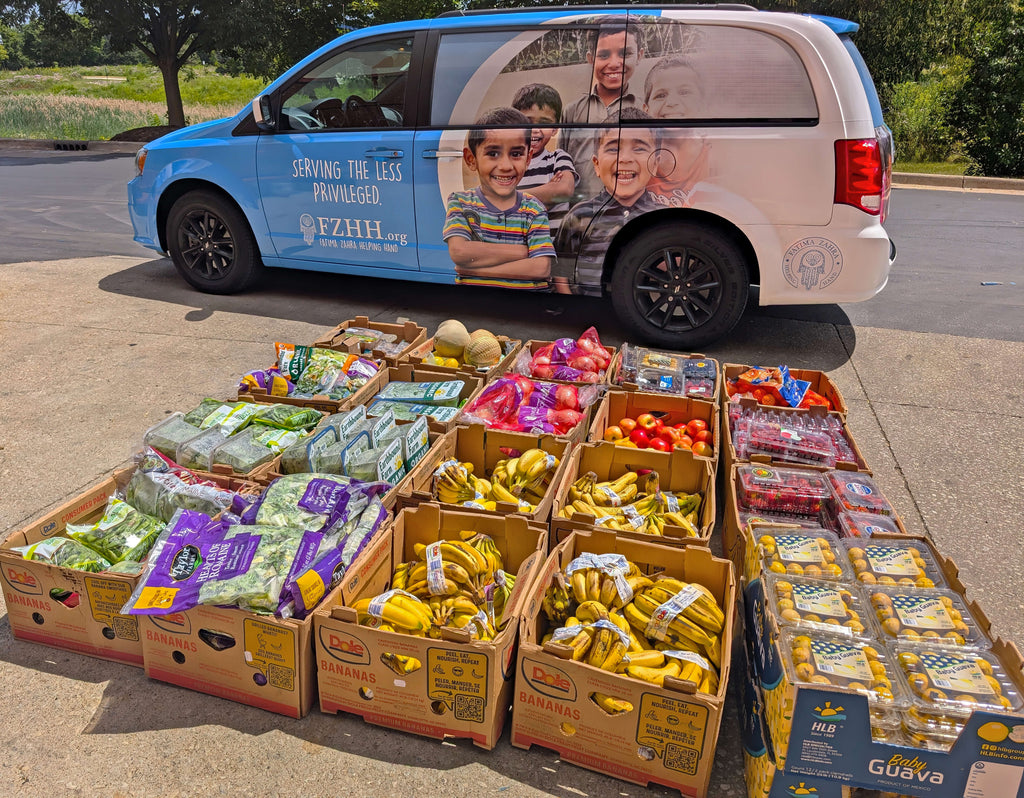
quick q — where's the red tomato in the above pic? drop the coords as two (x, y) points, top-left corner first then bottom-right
(685, 419), (708, 438)
(648, 438), (672, 452)
(629, 429), (651, 448)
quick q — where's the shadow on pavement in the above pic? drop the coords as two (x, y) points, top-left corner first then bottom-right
(0, 616), (739, 797)
(98, 259), (856, 370)
(0, 152), (136, 167)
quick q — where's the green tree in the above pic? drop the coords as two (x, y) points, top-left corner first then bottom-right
(947, 7), (1024, 177)
(21, 13), (106, 65)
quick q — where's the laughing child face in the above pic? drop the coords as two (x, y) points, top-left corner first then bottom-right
(464, 128), (530, 209)
(592, 126), (655, 206)
(520, 103), (558, 159)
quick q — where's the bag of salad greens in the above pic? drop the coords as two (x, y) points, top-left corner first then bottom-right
(14, 537), (112, 572)
(65, 497), (165, 563)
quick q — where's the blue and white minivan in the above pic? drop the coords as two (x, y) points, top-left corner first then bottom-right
(128, 4), (894, 347)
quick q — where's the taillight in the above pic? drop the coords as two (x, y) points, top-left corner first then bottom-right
(834, 139), (883, 216)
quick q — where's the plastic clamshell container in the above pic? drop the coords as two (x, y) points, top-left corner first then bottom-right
(826, 471), (895, 516)
(736, 465), (832, 516)
(210, 425), (294, 474)
(893, 643), (1024, 735)
(142, 412), (203, 461)
(738, 509), (824, 530)
(900, 724), (956, 752)
(175, 425), (232, 471)
(842, 538), (948, 589)
(835, 510), (903, 539)
(780, 627), (907, 711)
(764, 573), (875, 639)
(746, 421), (837, 467)
(754, 527), (852, 581)
(866, 585), (989, 649)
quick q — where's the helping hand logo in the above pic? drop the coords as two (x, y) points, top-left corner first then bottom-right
(300, 213), (316, 245)
(812, 701), (846, 721)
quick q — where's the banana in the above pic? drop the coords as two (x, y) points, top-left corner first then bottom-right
(576, 600), (610, 624)
(606, 471), (638, 493)
(618, 649), (665, 670)
(568, 627), (593, 661)
(591, 692), (633, 715)
(626, 660), (682, 686)
(632, 592), (714, 648)
(354, 596), (429, 634)
(599, 574), (619, 608)
(600, 639), (627, 671)
(490, 481), (521, 505)
(674, 659), (704, 685)
(587, 627), (613, 667)
(570, 570), (588, 603)
(586, 568), (602, 602)
(439, 541), (482, 578)
(642, 471), (661, 496)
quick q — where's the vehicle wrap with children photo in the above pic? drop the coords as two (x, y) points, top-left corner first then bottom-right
(129, 8), (894, 347)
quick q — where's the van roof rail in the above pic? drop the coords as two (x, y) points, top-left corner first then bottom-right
(437, 4), (758, 19)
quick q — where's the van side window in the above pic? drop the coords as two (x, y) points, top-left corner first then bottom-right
(279, 36), (414, 131)
(631, 17), (817, 122)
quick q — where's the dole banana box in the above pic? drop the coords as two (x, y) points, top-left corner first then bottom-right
(313, 503), (546, 749)
(511, 529), (737, 797)
(140, 598), (321, 718)
(741, 523), (1024, 796)
(586, 389), (719, 467)
(550, 441), (716, 549)
(721, 363), (849, 419)
(0, 469), (146, 666)
(396, 424), (571, 524)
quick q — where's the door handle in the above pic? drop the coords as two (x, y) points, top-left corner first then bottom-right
(364, 148), (403, 159)
(422, 150), (464, 159)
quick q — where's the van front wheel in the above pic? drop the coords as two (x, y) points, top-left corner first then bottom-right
(610, 222), (749, 348)
(167, 190), (261, 294)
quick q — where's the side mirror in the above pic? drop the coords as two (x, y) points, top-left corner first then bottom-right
(252, 95), (275, 131)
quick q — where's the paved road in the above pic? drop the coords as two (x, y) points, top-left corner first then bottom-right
(1, 151), (1022, 798)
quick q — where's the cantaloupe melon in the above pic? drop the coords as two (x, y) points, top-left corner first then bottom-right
(434, 319), (470, 358)
(464, 333), (501, 366)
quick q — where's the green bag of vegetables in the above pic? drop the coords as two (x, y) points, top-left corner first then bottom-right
(65, 497), (165, 563)
(13, 537), (112, 572)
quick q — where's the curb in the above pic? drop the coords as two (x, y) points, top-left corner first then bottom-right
(892, 171), (1024, 193)
(0, 137), (142, 154)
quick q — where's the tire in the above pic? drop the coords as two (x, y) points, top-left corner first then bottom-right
(610, 221), (749, 348)
(167, 190), (261, 294)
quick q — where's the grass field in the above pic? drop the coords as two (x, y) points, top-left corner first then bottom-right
(0, 64), (265, 140)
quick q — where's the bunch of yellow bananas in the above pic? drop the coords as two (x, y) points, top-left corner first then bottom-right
(538, 555), (725, 695)
(433, 460), (496, 509)
(558, 470), (702, 537)
(381, 651), (422, 675)
(383, 531), (514, 640)
(490, 448), (561, 508)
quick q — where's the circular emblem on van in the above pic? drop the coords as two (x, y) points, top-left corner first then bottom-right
(783, 238), (843, 291)
(299, 213), (316, 245)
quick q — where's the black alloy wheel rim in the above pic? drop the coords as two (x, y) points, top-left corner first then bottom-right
(632, 244), (723, 332)
(178, 209), (235, 279)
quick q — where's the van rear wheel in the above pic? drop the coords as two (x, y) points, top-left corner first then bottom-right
(610, 222), (749, 348)
(167, 190), (261, 294)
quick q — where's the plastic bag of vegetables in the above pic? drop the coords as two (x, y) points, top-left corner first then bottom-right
(13, 537), (112, 572)
(240, 473), (390, 532)
(126, 447), (244, 522)
(65, 497), (165, 563)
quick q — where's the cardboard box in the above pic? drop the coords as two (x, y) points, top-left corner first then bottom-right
(741, 636), (849, 798)
(721, 398), (871, 477)
(238, 365), (388, 414)
(607, 349), (721, 405)
(722, 464), (910, 573)
(494, 338), (617, 386)
(396, 424), (571, 523)
(314, 503), (546, 749)
(550, 441), (716, 548)
(140, 600), (320, 718)
(407, 334), (522, 380)
(363, 363), (486, 436)
(312, 315), (427, 367)
(722, 363), (849, 418)
(511, 529), (737, 797)
(741, 523), (1024, 796)
(1, 467), (260, 667)
(0, 470), (146, 666)
(586, 389), (718, 465)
